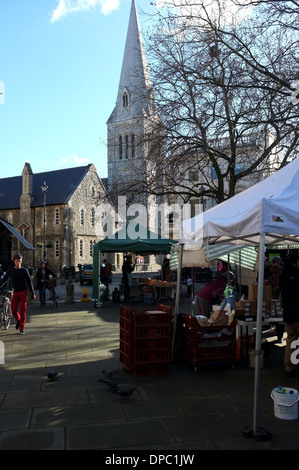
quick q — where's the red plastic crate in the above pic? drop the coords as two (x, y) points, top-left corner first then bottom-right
(134, 325), (171, 339)
(134, 349), (171, 363)
(156, 304), (172, 315)
(134, 337), (172, 351)
(133, 311), (171, 326)
(183, 314), (236, 364)
(119, 304), (172, 376)
(119, 350), (132, 370)
(120, 328), (131, 345)
(184, 342), (235, 364)
(119, 339), (132, 356)
(184, 314), (199, 329)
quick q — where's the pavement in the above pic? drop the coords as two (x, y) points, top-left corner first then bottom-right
(0, 277), (299, 452)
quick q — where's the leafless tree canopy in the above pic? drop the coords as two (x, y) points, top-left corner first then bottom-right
(121, 0), (298, 204)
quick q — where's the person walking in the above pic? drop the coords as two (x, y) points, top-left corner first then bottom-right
(122, 255), (136, 302)
(279, 253), (299, 376)
(100, 259), (112, 300)
(0, 253), (36, 334)
(36, 260), (55, 306)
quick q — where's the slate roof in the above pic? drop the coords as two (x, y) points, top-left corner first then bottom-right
(0, 165), (94, 210)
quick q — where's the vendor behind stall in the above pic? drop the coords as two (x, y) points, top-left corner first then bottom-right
(122, 255), (136, 301)
(196, 271), (235, 317)
(162, 258), (175, 282)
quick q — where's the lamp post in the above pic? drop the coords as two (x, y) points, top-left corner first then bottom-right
(41, 181), (48, 259)
(199, 186), (206, 212)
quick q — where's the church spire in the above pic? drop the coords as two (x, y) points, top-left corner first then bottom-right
(107, 0), (152, 123)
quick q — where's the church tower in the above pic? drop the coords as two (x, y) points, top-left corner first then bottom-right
(107, 0), (163, 215)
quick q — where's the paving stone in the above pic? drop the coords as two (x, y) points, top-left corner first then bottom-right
(66, 419), (175, 450)
(164, 415), (238, 441)
(1, 389), (90, 409)
(31, 403), (126, 427)
(0, 427), (65, 450)
(122, 398), (185, 420)
(0, 409), (32, 431)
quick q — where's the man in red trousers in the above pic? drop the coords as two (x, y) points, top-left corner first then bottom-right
(0, 253), (36, 334)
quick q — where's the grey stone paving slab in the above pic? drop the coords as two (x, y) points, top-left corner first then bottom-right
(176, 396), (240, 416)
(122, 398), (185, 420)
(0, 409), (32, 431)
(31, 402), (126, 427)
(164, 415), (238, 442)
(66, 419), (175, 450)
(0, 378), (42, 393)
(40, 375), (108, 392)
(1, 389), (90, 409)
(0, 427), (65, 450)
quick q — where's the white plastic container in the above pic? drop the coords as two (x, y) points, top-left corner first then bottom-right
(271, 387), (299, 420)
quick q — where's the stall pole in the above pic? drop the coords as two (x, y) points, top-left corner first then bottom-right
(98, 250), (101, 309)
(172, 243), (184, 358)
(251, 232), (271, 440)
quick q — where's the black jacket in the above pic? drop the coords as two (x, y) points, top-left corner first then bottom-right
(0, 266), (34, 297)
(36, 267), (55, 290)
(279, 266), (299, 323)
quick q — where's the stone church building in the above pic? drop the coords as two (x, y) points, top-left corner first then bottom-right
(107, 0), (163, 215)
(0, 162), (107, 273)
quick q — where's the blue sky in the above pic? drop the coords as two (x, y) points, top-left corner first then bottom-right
(0, 0), (154, 180)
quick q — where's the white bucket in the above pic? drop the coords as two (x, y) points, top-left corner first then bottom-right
(271, 387), (299, 420)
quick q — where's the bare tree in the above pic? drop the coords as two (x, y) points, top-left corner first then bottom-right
(118, 0), (298, 205)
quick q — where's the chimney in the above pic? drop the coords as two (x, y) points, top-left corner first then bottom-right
(22, 162), (33, 196)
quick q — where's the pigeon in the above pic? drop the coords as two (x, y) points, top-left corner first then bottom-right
(47, 371), (58, 381)
(98, 378), (120, 391)
(114, 387), (136, 397)
(102, 369), (119, 379)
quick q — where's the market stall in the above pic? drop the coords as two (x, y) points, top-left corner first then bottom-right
(92, 224), (178, 377)
(92, 224), (177, 302)
(180, 157), (299, 440)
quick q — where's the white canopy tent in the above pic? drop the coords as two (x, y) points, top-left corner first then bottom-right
(179, 157), (299, 440)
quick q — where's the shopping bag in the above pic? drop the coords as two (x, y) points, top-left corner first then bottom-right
(209, 309), (228, 326)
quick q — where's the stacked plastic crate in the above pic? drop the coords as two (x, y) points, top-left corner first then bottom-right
(120, 304), (172, 376)
(184, 314), (236, 366)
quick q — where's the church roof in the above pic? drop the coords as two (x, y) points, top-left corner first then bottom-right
(107, 0), (153, 124)
(0, 165), (97, 210)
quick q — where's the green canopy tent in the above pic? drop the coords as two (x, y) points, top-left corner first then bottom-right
(92, 224), (178, 301)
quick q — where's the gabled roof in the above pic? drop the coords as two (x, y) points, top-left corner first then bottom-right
(0, 165), (97, 210)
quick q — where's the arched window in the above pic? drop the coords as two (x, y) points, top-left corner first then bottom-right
(131, 134), (135, 158)
(125, 134), (129, 159)
(119, 135), (123, 160)
(122, 92), (128, 108)
(80, 209), (84, 226)
(55, 240), (59, 257)
(55, 209), (59, 225)
(79, 240), (83, 257)
(91, 208), (95, 226)
(89, 240), (93, 257)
